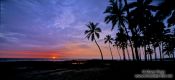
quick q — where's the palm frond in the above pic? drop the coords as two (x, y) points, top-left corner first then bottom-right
(84, 30), (90, 34)
(144, 0), (153, 6)
(91, 34), (95, 41)
(104, 15), (112, 23)
(104, 6), (112, 13)
(127, 2), (137, 9)
(95, 27), (101, 32)
(85, 33), (91, 40)
(147, 5), (158, 12)
(104, 40), (108, 44)
(168, 11), (175, 27)
(95, 33), (100, 39)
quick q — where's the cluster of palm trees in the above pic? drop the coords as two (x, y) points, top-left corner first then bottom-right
(85, 0), (175, 61)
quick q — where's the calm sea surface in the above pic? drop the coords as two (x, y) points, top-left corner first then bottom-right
(0, 58), (66, 62)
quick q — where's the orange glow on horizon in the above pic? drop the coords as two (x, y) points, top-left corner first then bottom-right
(51, 56), (56, 59)
(0, 41), (124, 59)
(0, 50), (62, 58)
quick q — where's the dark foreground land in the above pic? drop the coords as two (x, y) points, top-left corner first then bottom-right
(0, 60), (175, 80)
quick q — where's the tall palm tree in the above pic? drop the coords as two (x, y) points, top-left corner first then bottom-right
(155, 0), (175, 60)
(163, 34), (175, 59)
(156, 0), (175, 27)
(103, 0), (174, 61)
(123, 0), (136, 60)
(104, 0), (135, 60)
(116, 46), (122, 60)
(104, 35), (114, 60)
(115, 29), (128, 60)
(126, 47), (131, 60)
(146, 47), (153, 61)
(113, 39), (122, 60)
(127, 0), (158, 60)
(85, 22), (104, 60)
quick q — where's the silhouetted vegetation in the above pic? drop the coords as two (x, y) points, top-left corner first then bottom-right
(85, 0), (175, 61)
(104, 35), (114, 60)
(2, 1), (175, 80)
(85, 22), (104, 60)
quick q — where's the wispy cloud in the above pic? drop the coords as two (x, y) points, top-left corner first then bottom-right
(0, 0), (117, 59)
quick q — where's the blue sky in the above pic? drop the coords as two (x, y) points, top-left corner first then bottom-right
(0, 0), (116, 59)
(0, 0), (168, 59)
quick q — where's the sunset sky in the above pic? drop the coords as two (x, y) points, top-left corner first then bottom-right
(0, 0), (161, 59)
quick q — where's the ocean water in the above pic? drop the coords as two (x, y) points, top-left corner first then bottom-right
(0, 58), (66, 62)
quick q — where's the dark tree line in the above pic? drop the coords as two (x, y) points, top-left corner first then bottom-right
(85, 0), (175, 61)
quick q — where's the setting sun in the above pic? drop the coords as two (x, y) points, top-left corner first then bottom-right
(52, 56), (56, 59)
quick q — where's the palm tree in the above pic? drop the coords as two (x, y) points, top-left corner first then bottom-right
(146, 47), (153, 61)
(104, 0), (135, 60)
(104, 35), (114, 60)
(156, 0), (175, 27)
(126, 46), (131, 60)
(127, 0), (158, 60)
(123, 0), (136, 60)
(113, 39), (122, 60)
(115, 29), (128, 60)
(116, 46), (122, 60)
(103, 0), (174, 61)
(85, 22), (104, 60)
(163, 34), (175, 59)
(155, 0), (175, 60)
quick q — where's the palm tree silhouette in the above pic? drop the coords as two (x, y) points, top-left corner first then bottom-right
(155, 0), (175, 60)
(103, 0), (175, 61)
(85, 22), (104, 60)
(163, 34), (175, 59)
(113, 44), (122, 60)
(124, 0), (136, 60)
(104, 0), (135, 60)
(115, 29), (128, 60)
(146, 47), (153, 61)
(126, 0), (158, 60)
(104, 35), (114, 60)
(156, 0), (175, 27)
(113, 39), (122, 60)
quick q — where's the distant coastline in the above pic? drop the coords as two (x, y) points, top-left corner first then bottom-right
(0, 58), (174, 62)
(0, 58), (67, 62)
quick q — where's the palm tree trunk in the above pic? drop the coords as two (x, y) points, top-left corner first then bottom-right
(148, 45), (152, 61)
(161, 42), (164, 60)
(123, 26), (134, 60)
(116, 47), (121, 60)
(129, 39), (135, 60)
(122, 47), (126, 61)
(150, 54), (152, 61)
(109, 43), (113, 60)
(154, 47), (157, 60)
(94, 39), (103, 60)
(172, 52), (175, 59)
(134, 43), (140, 61)
(158, 45), (162, 60)
(139, 47), (142, 60)
(144, 45), (147, 61)
(126, 47), (131, 60)
(169, 53), (171, 59)
(123, 0), (135, 60)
